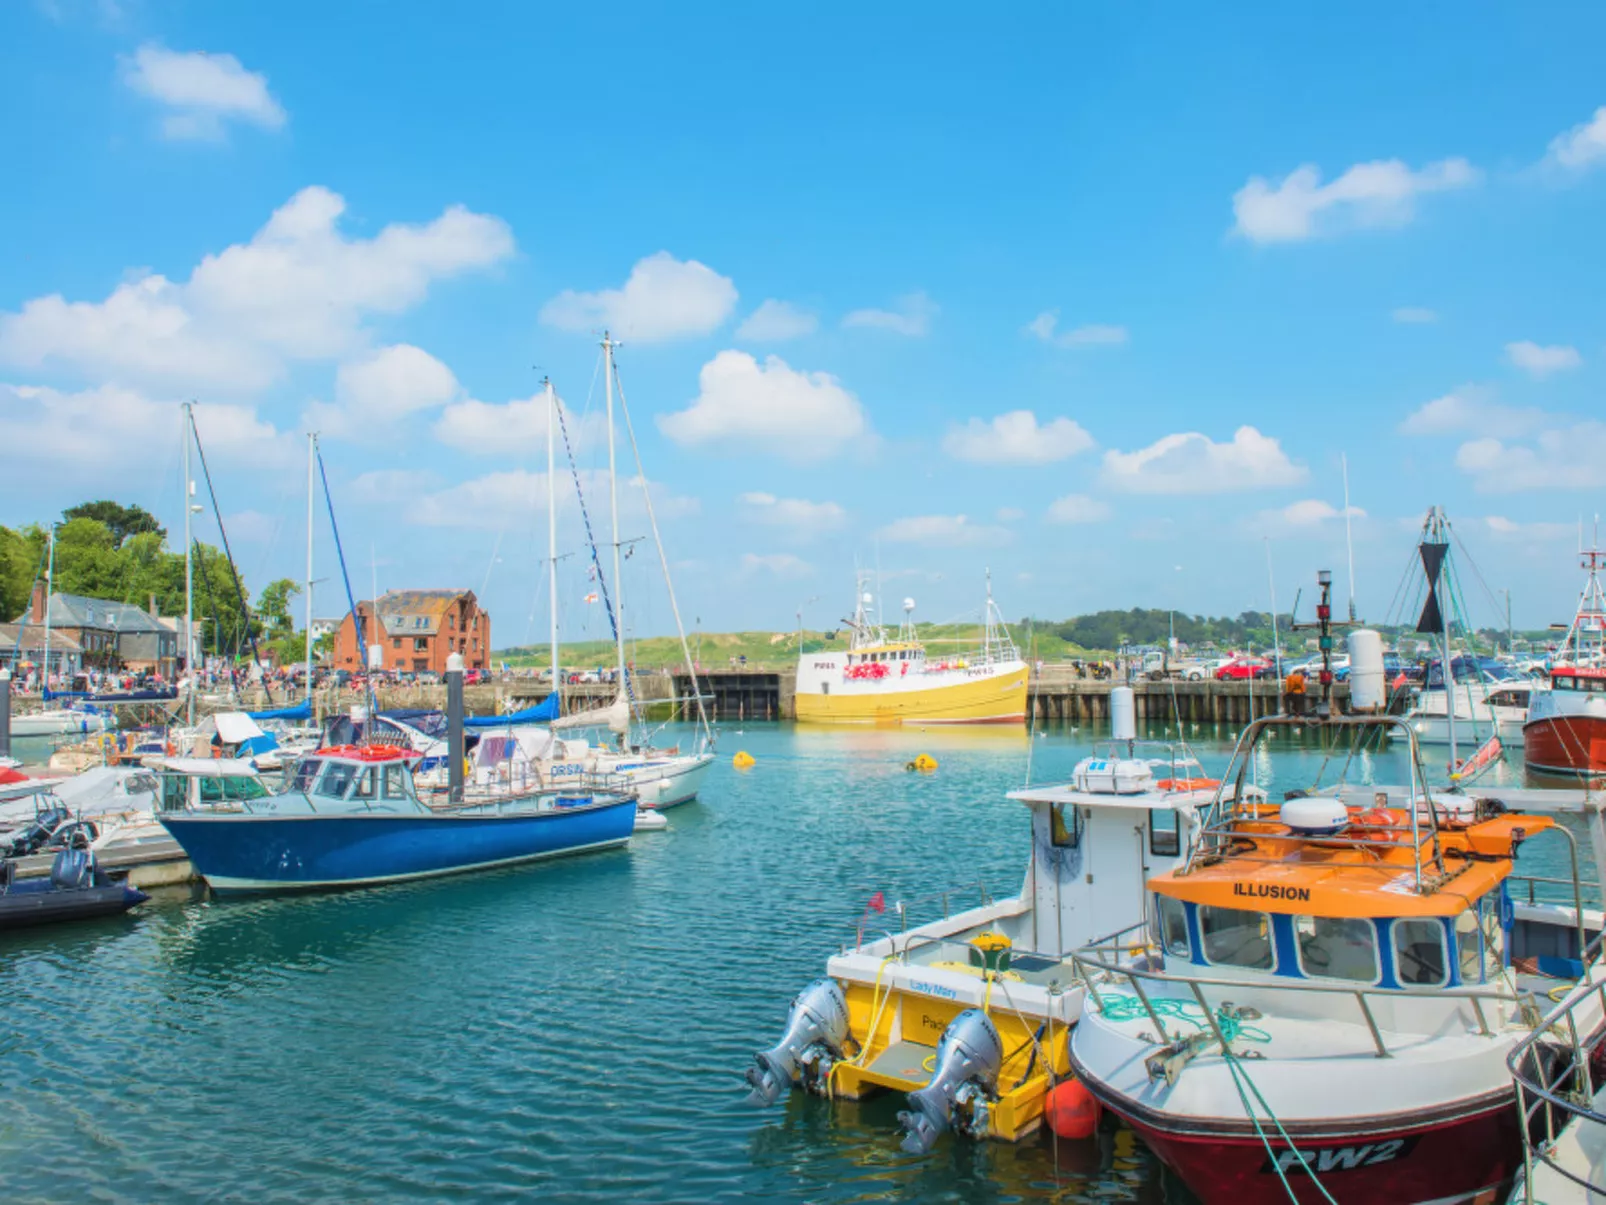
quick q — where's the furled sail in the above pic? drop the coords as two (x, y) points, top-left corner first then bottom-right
(550, 694), (631, 735)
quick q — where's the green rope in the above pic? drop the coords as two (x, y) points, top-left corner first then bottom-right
(1098, 995), (1337, 1204)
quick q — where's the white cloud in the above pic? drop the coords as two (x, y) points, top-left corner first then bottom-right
(658, 350), (870, 462)
(304, 343), (461, 438)
(1231, 157), (1478, 244)
(1505, 340), (1581, 379)
(1399, 385), (1548, 439)
(1024, 312), (1129, 348)
(1261, 499), (1367, 528)
(877, 514), (1012, 547)
(942, 409), (1094, 465)
(1101, 426), (1307, 494)
(1478, 515), (1575, 541)
(1392, 307), (1438, 324)
(1455, 423), (1606, 492)
(432, 391), (606, 458)
(407, 469), (698, 528)
(735, 299), (818, 341)
(995, 507), (1025, 522)
(539, 252), (736, 342)
(842, 291), (936, 337)
(739, 553), (813, 579)
(121, 43), (286, 141)
(0, 382), (291, 486)
(348, 468), (442, 504)
(0, 186), (514, 393)
(1543, 106), (1606, 171)
(1045, 494), (1111, 524)
(737, 492), (846, 537)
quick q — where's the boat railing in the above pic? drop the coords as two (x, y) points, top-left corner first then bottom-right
(1071, 918), (1534, 1060)
(1507, 975), (1606, 1202)
(846, 880), (994, 953)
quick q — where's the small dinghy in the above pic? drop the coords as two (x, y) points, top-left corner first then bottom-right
(0, 849), (149, 930)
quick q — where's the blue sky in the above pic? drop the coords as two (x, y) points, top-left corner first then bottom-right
(2, 2), (1605, 646)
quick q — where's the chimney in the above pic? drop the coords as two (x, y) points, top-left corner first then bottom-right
(30, 579), (45, 624)
(150, 593), (158, 618)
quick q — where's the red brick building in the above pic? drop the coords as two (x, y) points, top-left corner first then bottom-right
(333, 589), (490, 674)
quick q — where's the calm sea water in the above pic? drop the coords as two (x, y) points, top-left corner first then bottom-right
(0, 720), (1590, 1203)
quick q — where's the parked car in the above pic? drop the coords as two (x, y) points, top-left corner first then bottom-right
(1188, 657), (1234, 681)
(1215, 658), (1274, 681)
(464, 669), (486, 685)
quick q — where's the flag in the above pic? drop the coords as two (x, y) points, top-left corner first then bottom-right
(583, 592), (599, 604)
(867, 890), (886, 914)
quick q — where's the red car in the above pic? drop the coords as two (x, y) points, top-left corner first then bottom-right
(464, 669), (486, 685)
(1215, 658), (1274, 681)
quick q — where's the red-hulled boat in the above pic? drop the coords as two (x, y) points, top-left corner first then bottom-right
(1523, 546), (1606, 778)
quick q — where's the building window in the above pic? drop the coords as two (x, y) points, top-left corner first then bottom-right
(392, 638), (401, 649)
(414, 637), (428, 652)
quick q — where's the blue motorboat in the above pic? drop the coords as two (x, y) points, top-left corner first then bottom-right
(0, 850), (149, 930)
(158, 744), (637, 895)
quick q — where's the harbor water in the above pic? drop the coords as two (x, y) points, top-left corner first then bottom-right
(0, 720), (1587, 1202)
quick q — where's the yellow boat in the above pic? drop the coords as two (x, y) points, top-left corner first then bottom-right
(794, 576), (1028, 724)
(743, 716), (1222, 1150)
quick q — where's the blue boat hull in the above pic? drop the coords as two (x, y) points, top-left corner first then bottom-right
(160, 801), (636, 895)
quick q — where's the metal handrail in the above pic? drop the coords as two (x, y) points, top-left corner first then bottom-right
(1071, 919), (1529, 1057)
(1507, 975), (1606, 1202)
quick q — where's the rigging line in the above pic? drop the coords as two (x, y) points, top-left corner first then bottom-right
(1449, 527), (1509, 627)
(315, 448), (371, 712)
(611, 364), (712, 744)
(555, 390), (621, 652)
(190, 412), (273, 702)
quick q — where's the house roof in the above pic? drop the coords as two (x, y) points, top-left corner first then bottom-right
(373, 589), (476, 637)
(0, 623), (84, 654)
(19, 592), (165, 634)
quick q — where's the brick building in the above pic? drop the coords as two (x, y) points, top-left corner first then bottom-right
(332, 589), (490, 674)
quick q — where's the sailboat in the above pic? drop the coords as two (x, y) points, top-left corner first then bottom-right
(444, 341), (714, 809)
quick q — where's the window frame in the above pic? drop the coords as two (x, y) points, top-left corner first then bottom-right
(1197, 904), (1277, 972)
(1156, 894), (1191, 958)
(1049, 802), (1083, 849)
(1293, 914), (1381, 985)
(1391, 917), (1450, 988)
(1149, 809), (1181, 857)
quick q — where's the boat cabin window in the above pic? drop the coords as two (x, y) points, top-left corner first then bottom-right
(1049, 803), (1083, 849)
(1392, 918), (1448, 986)
(382, 764), (411, 800)
(350, 768), (377, 802)
(1455, 896), (1505, 984)
(160, 774), (189, 812)
(198, 775), (268, 804)
(289, 758), (321, 793)
(315, 761), (358, 799)
(1199, 906), (1274, 970)
(1149, 810), (1181, 857)
(1294, 915), (1378, 983)
(1156, 895), (1191, 957)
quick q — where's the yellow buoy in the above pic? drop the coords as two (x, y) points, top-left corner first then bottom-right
(905, 754), (938, 773)
(732, 750), (756, 769)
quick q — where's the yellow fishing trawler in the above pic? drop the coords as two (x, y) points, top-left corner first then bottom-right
(793, 575), (1027, 724)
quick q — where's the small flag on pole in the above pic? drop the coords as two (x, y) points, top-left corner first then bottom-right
(583, 592), (599, 604)
(867, 891), (886, 914)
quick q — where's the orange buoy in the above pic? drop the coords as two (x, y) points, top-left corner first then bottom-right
(1044, 1078), (1100, 1140)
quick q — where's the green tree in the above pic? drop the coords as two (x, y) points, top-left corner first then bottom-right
(254, 578), (301, 636)
(62, 501), (165, 547)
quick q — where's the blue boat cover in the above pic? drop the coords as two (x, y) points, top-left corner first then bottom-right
(248, 699), (314, 722)
(238, 732), (281, 757)
(463, 693), (559, 728)
(44, 688), (179, 702)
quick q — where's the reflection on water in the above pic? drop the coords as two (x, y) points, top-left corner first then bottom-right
(0, 718), (1596, 1202)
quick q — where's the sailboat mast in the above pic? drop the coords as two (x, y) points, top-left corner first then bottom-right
(183, 401), (195, 725)
(603, 333), (627, 691)
(304, 432), (316, 704)
(43, 526), (54, 690)
(546, 377), (560, 697)
(1343, 453), (1357, 622)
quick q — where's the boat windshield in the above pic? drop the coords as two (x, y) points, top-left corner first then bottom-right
(198, 775), (269, 804)
(289, 757), (322, 792)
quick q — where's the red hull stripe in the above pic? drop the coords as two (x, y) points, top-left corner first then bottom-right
(1524, 715), (1606, 776)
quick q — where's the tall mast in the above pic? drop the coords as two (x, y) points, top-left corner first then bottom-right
(546, 377), (560, 699)
(603, 333), (627, 693)
(1342, 453), (1357, 622)
(183, 401), (195, 725)
(1265, 536), (1283, 714)
(43, 525), (55, 690)
(305, 431), (316, 704)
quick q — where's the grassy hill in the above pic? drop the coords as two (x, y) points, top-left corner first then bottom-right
(497, 622), (1085, 671)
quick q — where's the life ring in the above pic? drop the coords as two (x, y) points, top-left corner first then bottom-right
(1157, 777), (1220, 792)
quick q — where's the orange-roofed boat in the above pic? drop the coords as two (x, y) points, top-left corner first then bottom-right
(1068, 711), (1605, 1205)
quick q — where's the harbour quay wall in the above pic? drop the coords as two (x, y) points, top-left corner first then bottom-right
(196, 669), (1364, 726)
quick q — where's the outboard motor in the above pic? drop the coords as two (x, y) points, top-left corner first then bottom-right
(898, 1009), (1003, 1153)
(745, 978), (849, 1106)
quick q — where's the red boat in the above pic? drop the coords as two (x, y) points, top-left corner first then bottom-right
(1522, 546), (1606, 778)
